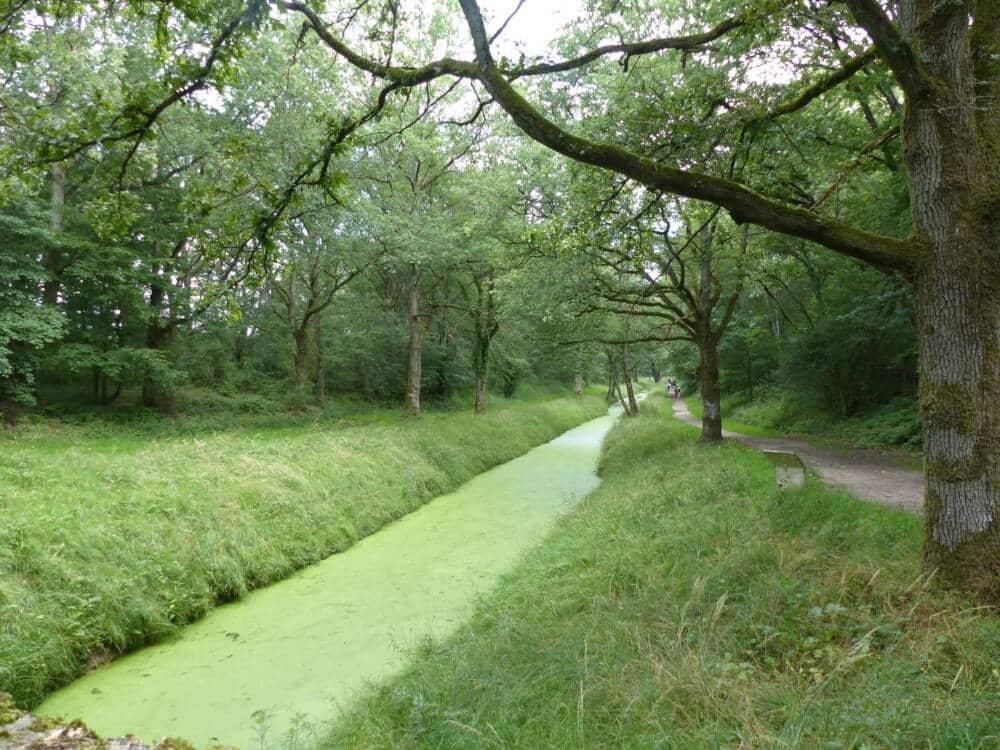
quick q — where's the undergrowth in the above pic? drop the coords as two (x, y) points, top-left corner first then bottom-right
(327, 395), (997, 749)
(688, 390), (922, 452)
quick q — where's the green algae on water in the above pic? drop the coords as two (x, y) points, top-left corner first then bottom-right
(37, 411), (621, 748)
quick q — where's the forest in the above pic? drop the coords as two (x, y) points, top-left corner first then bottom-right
(1, 0), (998, 747)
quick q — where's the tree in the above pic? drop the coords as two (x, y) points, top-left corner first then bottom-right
(0, 228), (63, 422)
(265, 209), (370, 391)
(254, 0), (997, 598)
(10, 0), (996, 593)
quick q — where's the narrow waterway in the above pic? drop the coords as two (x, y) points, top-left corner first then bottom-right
(39, 407), (624, 748)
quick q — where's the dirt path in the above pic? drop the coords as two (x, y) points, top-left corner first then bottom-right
(671, 399), (924, 513)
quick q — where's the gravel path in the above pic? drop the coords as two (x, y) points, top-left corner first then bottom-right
(671, 399), (924, 513)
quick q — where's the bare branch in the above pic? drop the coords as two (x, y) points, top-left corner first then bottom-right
(507, 16), (745, 80)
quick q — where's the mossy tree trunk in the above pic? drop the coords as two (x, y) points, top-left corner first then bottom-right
(469, 266), (499, 415)
(907, 0), (1000, 597)
(698, 330), (723, 442)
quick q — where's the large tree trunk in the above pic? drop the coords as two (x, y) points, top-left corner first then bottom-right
(906, 1), (1000, 597)
(698, 332), (723, 442)
(574, 372), (584, 396)
(405, 263), (422, 415)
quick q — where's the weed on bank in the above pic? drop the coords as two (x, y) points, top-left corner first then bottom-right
(0, 393), (606, 708)
(329, 396), (999, 749)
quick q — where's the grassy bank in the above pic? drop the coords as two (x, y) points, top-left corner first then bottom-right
(26, 381), (583, 440)
(329, 395), (998, 749)
(686, 391), (921, 451)
(0, 391), (607, 708)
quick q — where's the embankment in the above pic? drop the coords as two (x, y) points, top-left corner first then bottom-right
(0, 393), (606, 708)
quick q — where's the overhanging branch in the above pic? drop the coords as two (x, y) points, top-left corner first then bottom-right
(456, 0), (920, 275)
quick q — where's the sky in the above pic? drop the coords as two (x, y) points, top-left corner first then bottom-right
(478, 0), (586, 58)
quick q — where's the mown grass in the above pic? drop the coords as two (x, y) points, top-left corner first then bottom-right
(327, 395), (999, 749)
(687, 391), (921, 452)
(0, 391), (607, 708)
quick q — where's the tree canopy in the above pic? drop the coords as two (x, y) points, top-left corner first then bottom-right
(1, 0), (998, 598)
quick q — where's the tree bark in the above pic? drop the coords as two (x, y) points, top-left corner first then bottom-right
(605, 351), (616, 401)
(621, 343), (638, 416)
(142, 270), (175, 411)
(743, 341), (754, 400)
(472, 333), (490, 415)
(905, 0), (1000, 598)
(292, 328), (309, 390)
(314, 312), (326, 400)
(698, 332), (724, 442)
(405, 263), (422, 415)
(574, 372), (584, 396)
(474, 375), (486, 415)
(43, 163), (65, 306)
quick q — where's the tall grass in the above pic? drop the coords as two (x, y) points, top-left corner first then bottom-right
(328, 395), (999, 749)
(0, 392), (607, 708)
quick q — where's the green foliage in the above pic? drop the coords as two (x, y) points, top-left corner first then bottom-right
(692, 390), (923, 452)
(0, 248), (63, 419)
(327, 397), (998, 749)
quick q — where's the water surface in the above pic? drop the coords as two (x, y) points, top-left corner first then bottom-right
(39, 410), (620, 747)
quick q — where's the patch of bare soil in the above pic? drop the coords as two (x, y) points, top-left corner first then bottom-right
(671, 399), (924, 512)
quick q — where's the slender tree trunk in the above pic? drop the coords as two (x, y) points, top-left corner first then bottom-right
(906, 1), (1000, 597)
(142, 271), (175, 411)
(744, 342), (754, 400)
(405, 263), (422, 415)
(43, 163), (65, 305)
(698, 332), (723, 442)
(573, 346), (584, 395)
(621, 343), (638, 416)
(474, 375), (486, 415)
(605, 352), (616, 401)
(314, 313), (326, 400)
(234, 329), (246, 369)
(472, 336), (490, 415)
(292, 329), (309, 390)
(613, 377), (629, 414)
